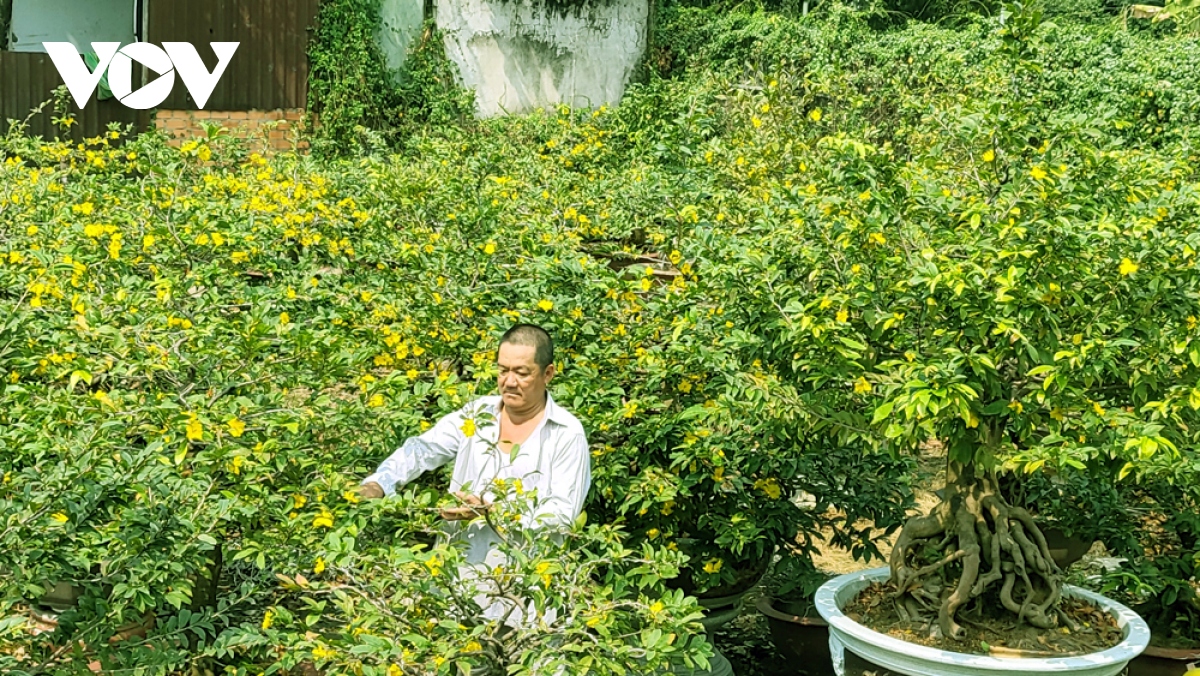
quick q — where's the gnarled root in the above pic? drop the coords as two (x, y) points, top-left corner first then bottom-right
(887, 459), (1062, 640)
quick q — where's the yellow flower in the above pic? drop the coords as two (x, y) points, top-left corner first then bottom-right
(649, 601), (665, 614)
(868, 232), (886, 245)
(836, 309), (849, 323)
(858, 189), (871, 201)
(197, 145), (211, 162)
(343, 490), (360, 504)
(229, 455), (245, 475)
(227, 418), (246, 437)
(751, 116), (763, 128)
(425, 554), (443, 576)
(313, 511), (334, 529)
(1118, 258), (1139, 276)
(231, 251), (248, 263)
(186, 415), (203, 441)
(538, 299), (554, 311)
(461, 419), (476, 437)
(1092, 401), (1106, 416)
(314, 558), (326, 574)
(261, 609), (274, 630)
(51, 512), (69, 523)
(854, 377), (872, 394)
(368, 394), (384, 408)
(982, 149), (995, 162)
(312, 646), (336, 660)
(279, 312), (291, 325)
(464, 641), (483, 653)
(703, 558), (724, 574)
(484, 242), (496, 255)
(1031, 165), (1048, 181)
(808, 108), (822, 122)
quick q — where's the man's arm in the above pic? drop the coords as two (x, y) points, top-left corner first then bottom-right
(361, 403), (474, 498)
(520, 432), (591, 530)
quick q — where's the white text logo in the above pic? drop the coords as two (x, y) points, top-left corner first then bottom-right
(44, 42), (239, 110)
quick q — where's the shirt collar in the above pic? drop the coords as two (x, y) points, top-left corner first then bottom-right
(489, 391), (569, 426)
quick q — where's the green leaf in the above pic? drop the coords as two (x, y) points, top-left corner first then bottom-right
(509, 443), (521, 462)
(68, 370), (92, 391)
(871, 400), (895, 424)
(164, 590), (188, 609)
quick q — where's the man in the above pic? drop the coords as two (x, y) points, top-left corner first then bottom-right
(359, 324), (591, 624)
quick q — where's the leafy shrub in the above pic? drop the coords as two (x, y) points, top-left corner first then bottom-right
(4, 0), (1200, 669)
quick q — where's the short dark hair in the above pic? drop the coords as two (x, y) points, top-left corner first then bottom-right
(500, 324), (554, 370)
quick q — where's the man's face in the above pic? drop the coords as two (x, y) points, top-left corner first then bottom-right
(497, 342), (554, 409)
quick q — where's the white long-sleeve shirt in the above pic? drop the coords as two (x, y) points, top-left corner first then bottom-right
(363, 393), (591, 566)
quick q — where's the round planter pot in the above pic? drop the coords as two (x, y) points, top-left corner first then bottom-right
(1041, 527), (1095, 570)
(1126, 644), (1200, 676)
(755, 595), (833, 675)
(815, 567), (1151, 676)
(669, 540), (773, 604)
(39, 581), (84, 611)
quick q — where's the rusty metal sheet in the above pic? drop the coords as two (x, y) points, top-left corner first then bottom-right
(146, 0), (320, 110)
(0, 51), (150, 141)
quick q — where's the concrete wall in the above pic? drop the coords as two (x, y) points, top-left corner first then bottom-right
(9, 0), (136, 52)
(436, 0), (648, 118)
(378, 0), (426, 76)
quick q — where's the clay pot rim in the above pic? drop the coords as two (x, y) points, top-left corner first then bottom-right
(755, 594), (829, 627)
(1142, 643), (1200, 660)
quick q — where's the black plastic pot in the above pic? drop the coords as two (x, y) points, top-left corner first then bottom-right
(1041, 527), (1095, 570)
(1126, 644), (1200, 676)
(755, 595), (834, 675)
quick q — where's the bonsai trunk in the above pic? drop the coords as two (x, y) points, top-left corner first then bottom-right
(888, 454), (1063, 640)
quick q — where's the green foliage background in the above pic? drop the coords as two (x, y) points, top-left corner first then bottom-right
(3, 0), (1200, 673)
(307, 0), (474, 156)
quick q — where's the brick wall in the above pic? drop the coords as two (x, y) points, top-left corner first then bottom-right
(154, 109), (310, 153)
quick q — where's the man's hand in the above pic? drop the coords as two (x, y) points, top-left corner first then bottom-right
(359, 482), (385, 500)
(440, 491), (491, 521)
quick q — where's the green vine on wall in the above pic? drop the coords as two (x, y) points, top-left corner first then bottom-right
(307, 0), (475, 156)
(1, 0), (14, 50)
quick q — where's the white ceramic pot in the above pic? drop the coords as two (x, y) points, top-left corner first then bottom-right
(815, 567), (1151, 676)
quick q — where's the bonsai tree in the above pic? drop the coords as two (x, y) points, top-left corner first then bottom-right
(704, 1), (1200, 639)
(574, 254), (916, 597)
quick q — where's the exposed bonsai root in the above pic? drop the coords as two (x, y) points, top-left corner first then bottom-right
(888, 459), (1062, 639)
